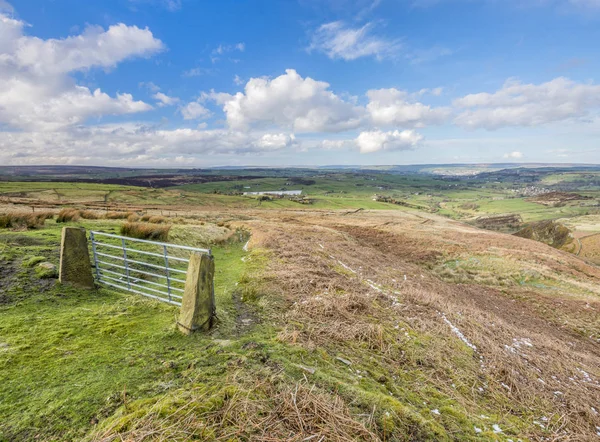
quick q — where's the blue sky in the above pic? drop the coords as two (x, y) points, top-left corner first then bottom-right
(1, 0), (600, 167)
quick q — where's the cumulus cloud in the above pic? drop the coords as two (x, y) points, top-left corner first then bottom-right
(454, 77), (600, 130)
(13, 23), (164, 75)
(367, 88), (450, 127)
(0, 13), (162, 130)
(0, 124), (298, 165)
(308, 21), (400, 61)
(153, 92), (180, 106)
(355, 129), (423, 153)
(210, 69), (365, 133)
(180, 101), (210, 120)
(253, 133), (297, 150)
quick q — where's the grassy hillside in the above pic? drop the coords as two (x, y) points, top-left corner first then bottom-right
(1, 169), (600, 440)
(1, 208), (599, 441)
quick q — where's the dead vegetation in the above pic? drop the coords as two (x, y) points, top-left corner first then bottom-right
(475, 213), (523, 230)
(0, 211), (54, 229)
(93, 379), (378, 442)
(120, 222), (171, 241)
(244, 210), (600, 440)
(529, 191), (591, 206)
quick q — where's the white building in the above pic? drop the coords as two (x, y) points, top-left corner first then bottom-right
(243, 190), (302, 196)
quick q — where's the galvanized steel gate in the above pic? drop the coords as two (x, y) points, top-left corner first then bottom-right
(89, 231), (210, 306)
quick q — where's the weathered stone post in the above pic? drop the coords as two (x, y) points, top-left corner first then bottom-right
(177, 252), (215, 335)
(59, 227), (95, 289)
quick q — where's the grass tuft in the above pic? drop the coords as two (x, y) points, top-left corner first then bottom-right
(120, 222), (171, 241)
(0, 211), (54, 229)
(56, 208), (81, 223)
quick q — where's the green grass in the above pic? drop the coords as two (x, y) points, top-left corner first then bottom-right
(0, 221), (252, 441)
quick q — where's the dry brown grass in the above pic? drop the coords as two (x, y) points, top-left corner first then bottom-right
(246, 212), (600, 440)
(79, 210), (102, 220)
(56, 208), (81, 223)
(120, 222), (171, 241)
(93, 378), (379, 442)
(0, 211), (54, 229)
(140, 214), (167, 224)
(105, 211), (134, 220)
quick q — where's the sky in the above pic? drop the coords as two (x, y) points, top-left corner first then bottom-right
(1, 0), (600, 167)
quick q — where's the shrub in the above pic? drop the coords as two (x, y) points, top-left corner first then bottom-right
(56, 208), (80, 223)
(105, 211), (134, 220)
(127, 213), (140, 222)
(0, 212), (54, 229)
(120, 222), (171, 241)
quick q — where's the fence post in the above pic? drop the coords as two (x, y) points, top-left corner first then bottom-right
(177, 252), (215, 335)
(59, 227), (95, 289)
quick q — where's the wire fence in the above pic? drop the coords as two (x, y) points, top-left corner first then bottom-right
(89, 231), (210, 306)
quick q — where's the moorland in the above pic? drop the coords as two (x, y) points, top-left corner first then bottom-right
(1, 164), (599, 441)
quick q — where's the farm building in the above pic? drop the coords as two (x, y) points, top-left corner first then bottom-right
(243, 190), (302, 196)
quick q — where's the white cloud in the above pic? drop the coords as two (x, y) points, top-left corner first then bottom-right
(212, 42), (246, 55)
(504, 151), (524, 159)
(367, 88), (450, 127)
(253, 133), (297, 150)
(14, 23), (164, 75)
(308, 21), (400, 61)
(139, 81), (161, 92)
(454, 77), (600, 130)
(0, 14), (161, 130)
(180, 101), (210, 120)
(182, 67), (213, 77)
(0, 124), (298, 165)
(153, 92), (179, 106)
(210, 69), (365, 133)
(233, 75), (244, 85)
(355, 129), (423, 153)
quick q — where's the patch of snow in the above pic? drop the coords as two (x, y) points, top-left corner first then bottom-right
(318, 244), (324, 249)
(501, 382), (510, 391)
(337, 260), (357, 274)
(492, 424), (502, 433)
(576, 368), (592, 383)
(242, 240), (250, 252)
(474, 426), (482, 434)
(431, 409), (440, 415)
(439, 312), (477, 351)
(366, 279), (383, 292)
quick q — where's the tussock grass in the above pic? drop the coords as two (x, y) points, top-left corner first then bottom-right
(140, 214), (167, 224)
(105, 211), (134, 220)
(0, 211), (54, 229)
(56, 208), (81, 223)
(120, 222), (171, 241)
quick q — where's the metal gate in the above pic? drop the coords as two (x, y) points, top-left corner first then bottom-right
(89, 231), (210, 306)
